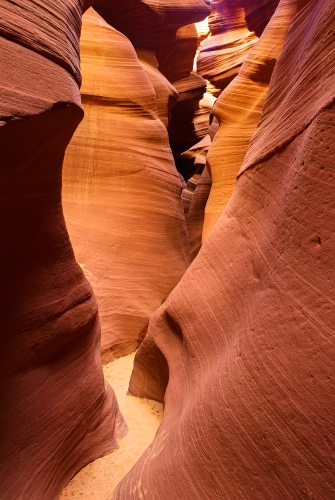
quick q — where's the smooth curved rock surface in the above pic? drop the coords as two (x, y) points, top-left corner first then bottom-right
(197, 0), (258, 91)
(168, 70), (208, 159)
(0, 3), (126, 498)
(240, 0), (335, 173)
(184, 166), (212, 260)
(0, 0), (92, 86)
(158, 23), (209, 169)
(157, 23), (199, 83)
(63, 9), (190, 363)
(93, 0), (211, 50)
(195, 15), (210, 44)
(180, 125), (216, 259)
(137, 49), (178, 129)
(114, 1), (335, 498)
(241, 0), (280, 35)
(203, 0), (296, 239)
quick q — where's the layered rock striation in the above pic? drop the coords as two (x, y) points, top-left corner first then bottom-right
(93, 0), (211, 50)
(114, 0), (335, 498)
(63, 9), (190, 363)
(183, 166), (212, 260)
(197, 0), (258, 91)
(203, 0), (296, 238)
(157, 23), (208, 164)
(0, 2), (126, 499)
(136, 49), (178, 129)
(241, 0), (281, 36)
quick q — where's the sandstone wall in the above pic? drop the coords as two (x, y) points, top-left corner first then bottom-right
(203, 0), (296, 238)
(157, 23), (209, 167)
(197, 0), (258, 91)
(0, 2), (126, 498)
(113, 1), (335, 498)
(241, 0), (281, 35)
(63, 9), (191, 363)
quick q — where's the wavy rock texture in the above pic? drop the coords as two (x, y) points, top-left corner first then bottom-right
(157, 23), (199, 83)
(95, 1), (211, 178)
(197, 0), (258, 91)
(93, 0), (211, 50)
(0, 3), (126, 498)
(0, 0), (88, 86)
(113, 0), (335, 498)
(136, 50), (178, 129)
(240, 0), (335, 172)
(168, 70), (208, 160)
(180, 108), (218, 259)
(62, 9), (190, 363)
(240, 0), (280, 35)
(202, 0), (297, 239)
(157, 24), (209, 176)
(180, 112), (218, 259)
(184, 166), (212, 260)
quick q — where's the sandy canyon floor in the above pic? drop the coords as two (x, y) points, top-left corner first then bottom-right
(59, 353), (163, 499)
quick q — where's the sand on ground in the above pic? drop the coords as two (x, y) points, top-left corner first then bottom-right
(59, 353), (163, 499)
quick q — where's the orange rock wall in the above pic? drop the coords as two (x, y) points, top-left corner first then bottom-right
(63, 10), (191, 363)
(93, 0), (211, 49)
(158, 24), (209, 173)
(197, 0), (258, 91)
(185, 166), (212, 260)
(136, 50), (178, 129)
(241, 0), (281, 35)
(114, 0), (335, 498)
(203, 0), (296, 238)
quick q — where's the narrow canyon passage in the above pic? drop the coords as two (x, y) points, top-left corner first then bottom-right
(1, 1), (335, 499)
(59, 354), (163, 499)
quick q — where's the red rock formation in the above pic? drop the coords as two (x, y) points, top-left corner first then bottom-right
(157, 23), (209, 176)
(114, 0), (335, 498)
(0, 2), (126, 499)
(203, 0), (296, 238)
(136, 50), (178, 129)
(168, 69), (208, 159)
(94, 2), (211, 179)
(157, 23), (199, 84)
(240, 0), (281, 35)
(62, 9), (190, 363)
(184, 166), (212, 260)
(197, 0), (258, 91)
(93, 0), (211, 50)
(180, 114), (218, 259)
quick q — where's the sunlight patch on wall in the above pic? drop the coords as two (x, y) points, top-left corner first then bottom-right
(195, 17), (210, 37)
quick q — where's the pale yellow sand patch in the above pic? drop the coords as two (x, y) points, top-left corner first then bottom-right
(59, 353), (163, 499)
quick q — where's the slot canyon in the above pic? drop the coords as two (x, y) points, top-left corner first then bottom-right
(0, 0), (334, 499)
